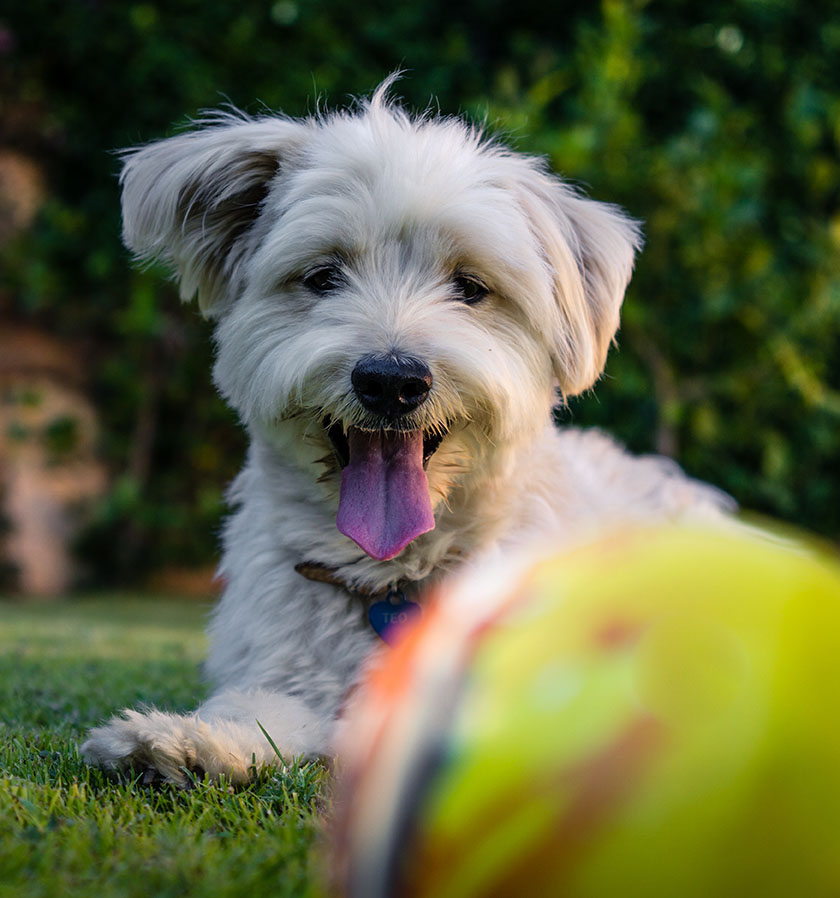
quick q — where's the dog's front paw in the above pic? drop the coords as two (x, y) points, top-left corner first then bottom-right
(82, 708), (266, 787)
(83, 691), (331, 787)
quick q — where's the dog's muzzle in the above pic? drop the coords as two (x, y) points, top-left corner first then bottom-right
(325, 352), (444, 470)
(321, 354), (445, 561)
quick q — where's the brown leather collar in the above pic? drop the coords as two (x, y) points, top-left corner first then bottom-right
(294, 561), (394, 598)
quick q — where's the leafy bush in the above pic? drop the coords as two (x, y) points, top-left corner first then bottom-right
(1, 0), (837, 582)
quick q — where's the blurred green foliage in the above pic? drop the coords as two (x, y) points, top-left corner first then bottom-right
(0, 0), (837, 582)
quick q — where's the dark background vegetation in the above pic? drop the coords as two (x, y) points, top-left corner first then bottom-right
(1, 0), (838, 585)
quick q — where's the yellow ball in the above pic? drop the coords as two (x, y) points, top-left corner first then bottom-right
(332, 527), (840, 898)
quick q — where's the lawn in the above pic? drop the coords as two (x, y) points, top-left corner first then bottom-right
(0, 596), (328, 898)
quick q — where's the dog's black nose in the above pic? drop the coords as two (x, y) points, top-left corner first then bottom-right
(351, 355), (432, 419)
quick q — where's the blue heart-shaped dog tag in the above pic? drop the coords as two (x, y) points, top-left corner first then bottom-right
(369, 593), (422, 645)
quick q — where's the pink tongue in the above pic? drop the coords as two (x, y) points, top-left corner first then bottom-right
(336, 428), (435, 561)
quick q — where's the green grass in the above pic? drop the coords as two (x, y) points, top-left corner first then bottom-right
(0, 596), (328, 898)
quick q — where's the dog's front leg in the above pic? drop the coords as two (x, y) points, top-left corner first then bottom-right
(81, 687), (331, 786)
(82, 567), (379, 786)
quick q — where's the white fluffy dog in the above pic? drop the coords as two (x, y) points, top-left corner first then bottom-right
(82, 82), (730, 785)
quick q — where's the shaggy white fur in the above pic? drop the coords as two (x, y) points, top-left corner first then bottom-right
(82, 80), (732, 785)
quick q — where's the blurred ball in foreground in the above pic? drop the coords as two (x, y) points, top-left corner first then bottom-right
(332, 527), (840, 898)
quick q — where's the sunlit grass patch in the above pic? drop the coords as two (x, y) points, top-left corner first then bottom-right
(0, 597), (328, 898)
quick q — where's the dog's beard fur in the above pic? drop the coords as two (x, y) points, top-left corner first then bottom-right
(81, 79), (734, 786)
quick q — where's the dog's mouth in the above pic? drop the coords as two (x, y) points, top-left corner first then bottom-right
(323, 416), (445, 562)
(323, 416), (446, 470)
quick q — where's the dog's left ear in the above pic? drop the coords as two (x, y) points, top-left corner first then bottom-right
(512, 167), (643, 396)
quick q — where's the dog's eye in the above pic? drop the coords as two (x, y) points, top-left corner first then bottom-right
(453, 275), (489, 305)
(303, 265), (344, 294)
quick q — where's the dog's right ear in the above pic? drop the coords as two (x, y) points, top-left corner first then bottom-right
(120, 115), (309, 315)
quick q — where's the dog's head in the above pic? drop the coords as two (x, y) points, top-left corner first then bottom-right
(120, 82), (641, 561)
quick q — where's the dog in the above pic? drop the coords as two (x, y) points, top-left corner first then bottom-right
(82, 80), (732, 785)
